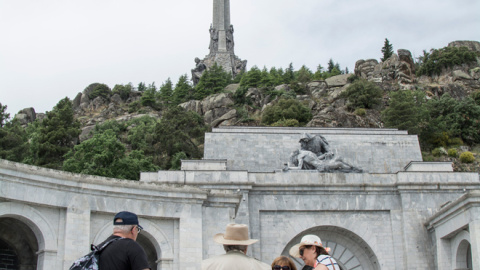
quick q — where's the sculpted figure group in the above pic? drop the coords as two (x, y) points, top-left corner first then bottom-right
(191, 57), (207, 85)
(286, 133), (363, 173)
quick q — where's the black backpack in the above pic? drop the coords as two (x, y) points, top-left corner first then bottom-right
(69, 237), (122, 270)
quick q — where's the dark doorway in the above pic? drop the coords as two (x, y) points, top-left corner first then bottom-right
(137, 234), (158, 270)
(0, 218), (38, 270)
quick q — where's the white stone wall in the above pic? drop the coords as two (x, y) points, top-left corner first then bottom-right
(204, 127), (422, 173)
(1, 127), (479, 270)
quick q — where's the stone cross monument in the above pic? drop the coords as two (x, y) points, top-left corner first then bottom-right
(191, 0), (247, 85)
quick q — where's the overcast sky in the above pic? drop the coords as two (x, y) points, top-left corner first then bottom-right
(1, 0), (479, 116)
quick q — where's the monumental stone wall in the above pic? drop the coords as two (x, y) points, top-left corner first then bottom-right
(204, 127), (422, 173)
(1, 127), (479, 270)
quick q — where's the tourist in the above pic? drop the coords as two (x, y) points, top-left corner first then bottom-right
(202, 223), (270, 270)
(289, 235), (339, 270)
(98, 211), (151, 270)
(271, 256), (297, 270)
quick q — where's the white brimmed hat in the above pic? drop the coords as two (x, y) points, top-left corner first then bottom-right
(289, 234), (324, 258)
(213, 224), (259, 245)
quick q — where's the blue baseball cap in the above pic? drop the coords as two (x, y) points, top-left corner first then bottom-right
(113, 211), (143, 230)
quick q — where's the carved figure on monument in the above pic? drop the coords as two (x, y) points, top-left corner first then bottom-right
(299, 133), (333, 160)
(208, 25), (218, 55)
(285, 133), (363, 173)
(226, 25), (234, 53)
(191, 57), (207, 85)
(234, 58), (247, 75)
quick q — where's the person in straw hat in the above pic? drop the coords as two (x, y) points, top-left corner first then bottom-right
(289, 235), (339, 270)
(202, 223), (270, 270)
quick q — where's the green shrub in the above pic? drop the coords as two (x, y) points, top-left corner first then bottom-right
(459, 151), (475, 163)
(341, 79), (383, 110)
(170, 151), (187, 170)
(347, 74), (359, 83)
(448, 137), (464, 147)
(270, 119), (300, 127)
(128, 101), (141, 113)
(89, 83), (111, 99)
(422, 152), (434, 161)
(432, 147), (445, 157)
(471, 90), (480, 106)
(354, 108), (366, 116)
(417, 46), (480, 77)
(112, 84), (133, 101)
(261, 99), (312, 125)
(447, 148), (457, 157)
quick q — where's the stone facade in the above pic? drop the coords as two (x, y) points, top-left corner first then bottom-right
(1, 127), (479, 270)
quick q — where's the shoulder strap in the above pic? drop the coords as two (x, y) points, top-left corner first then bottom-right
(328, 257), (337, 270)
(91, 237), (123, 252)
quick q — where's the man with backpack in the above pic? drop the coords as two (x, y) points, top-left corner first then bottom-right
(97, 211), (151, 270)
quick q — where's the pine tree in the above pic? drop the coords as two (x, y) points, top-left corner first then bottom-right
(269, 67), (284, 85)
(0, 103), (10, 128)
(137, 82), (146, 92)
(240, 66), (262, 88)
(381, 38), (394, 62)
(259, 66), (274, 87)
(327, 59), (335, 73)
(159, 78), (173, 103)
(312, 64), (325, 80)
(141, 83), (157, 108)
(194, 63), (232, 100)
(0, 119), (28, 162)
(35, 98), (81, 169)
(283, 63), (295, 84)
(382, 90), (426, 135)
(172, 75), (193, 105)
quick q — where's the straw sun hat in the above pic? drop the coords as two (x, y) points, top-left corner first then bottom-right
(213, 224), (259, 245)
(289, 234), (328, 258)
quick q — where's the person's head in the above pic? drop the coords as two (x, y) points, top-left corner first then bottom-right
(299, 133), (312, 144)
(289, 235), (329, 267)
(112, 211), (143, 241)
(271, 256), (297, 270)
(214, 224), (258, 254)
(195, 57), (200, 63)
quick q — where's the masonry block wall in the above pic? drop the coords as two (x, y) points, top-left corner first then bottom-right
(1, 127), (479, 270)
(204, 127), (422, 173)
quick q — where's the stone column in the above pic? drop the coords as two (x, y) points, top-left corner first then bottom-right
(212, 0), (230, 52)
(36, 250), (58, 270)
(180, 204), (203, 270)
(470, 220), (480, 270)
(63, 195), (91, 268)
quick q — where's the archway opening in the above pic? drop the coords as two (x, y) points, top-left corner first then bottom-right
(0, 217), (38, 270)
(137, 233), (159, 270)
(456, 239), (472, 270)
(283, 226), (379, 270)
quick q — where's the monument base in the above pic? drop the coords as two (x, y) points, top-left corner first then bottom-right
(203, 52), (246, 76)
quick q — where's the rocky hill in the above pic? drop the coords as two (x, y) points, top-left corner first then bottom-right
(13, 40), (480, 173)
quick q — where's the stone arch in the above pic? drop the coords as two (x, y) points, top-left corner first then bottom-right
(0, 202), (58, 269)
(283, 226), (380, 270)
(93, 217), (174, 269)
(0, 218), (38, 270)
(452, 230), (472, 270)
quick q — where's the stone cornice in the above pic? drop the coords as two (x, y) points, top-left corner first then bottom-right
(0, 159), (208, 204)
(425, 190), (480, 230)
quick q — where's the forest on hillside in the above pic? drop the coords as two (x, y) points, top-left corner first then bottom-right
(1, 42), (479, 179)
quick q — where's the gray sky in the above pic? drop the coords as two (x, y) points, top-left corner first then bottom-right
(1, 0), (479, 116)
